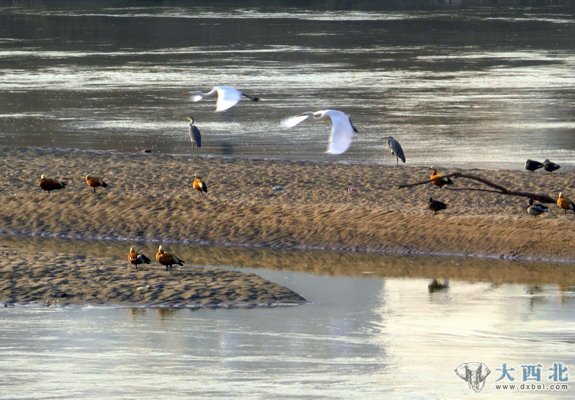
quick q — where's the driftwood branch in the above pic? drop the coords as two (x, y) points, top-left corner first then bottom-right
(398, 172), (556, 204)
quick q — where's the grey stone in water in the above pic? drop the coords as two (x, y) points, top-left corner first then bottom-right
(272, 185), (284, 192)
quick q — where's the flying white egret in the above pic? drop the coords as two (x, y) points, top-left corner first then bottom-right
(187, 116), (201, 158)
(386, 136), (405, 166)
(280, 109), (358, 155)
(189, 85), (260, 112)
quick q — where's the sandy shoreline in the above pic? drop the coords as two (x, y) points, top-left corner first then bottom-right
(2, 146), (575, 306)
(2, 146), (575, 261)
(0, 243), (306, 309)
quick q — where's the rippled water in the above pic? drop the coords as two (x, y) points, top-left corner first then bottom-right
(0, 1), (574, 167)
(1, 2), (574, 397)
(1, 238), (575, 399)
(1, 266), (574, 399)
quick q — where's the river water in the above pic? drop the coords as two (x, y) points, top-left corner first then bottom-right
(0, 1), (574, 167)
(1, 240), (575, 399)
(1, 2), (574, 398)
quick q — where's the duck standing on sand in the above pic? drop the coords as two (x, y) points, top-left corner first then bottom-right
(526, 198), (549, 216)
(85, 175), (109, 193)
(428, 197), (447, 214)
(557, 192), (575, 214)
(429, 168), (453, 189)
(128, 247), (151, 269)
(38, 174), (66, 193)
(155, 245), (184, 271)
(525, 159), (544, 172)
(192, 174), (208, 194)
(543, 159), (560, 172)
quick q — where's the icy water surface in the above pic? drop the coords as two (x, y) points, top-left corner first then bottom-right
(0, 1), (574, 167)
(0, 240), (574, 399)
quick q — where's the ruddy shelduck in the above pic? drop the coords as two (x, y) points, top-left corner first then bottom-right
(430, 168), (453, 189)
(155, 245), (184, 271)
(128, 247), (151, 269)
(557, 192), (574, 214)
(38, 174), (66, 193)
(85, 175), (108, 193)
(192, 175), (208, 194)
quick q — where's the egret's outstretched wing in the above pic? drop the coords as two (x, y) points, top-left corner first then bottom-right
(190, 93), (204, 102)
(326, 111), (354, 155)
(189, 87), (216, 102)
(280, 113), (312, 129)
(215, 86), (242, 112)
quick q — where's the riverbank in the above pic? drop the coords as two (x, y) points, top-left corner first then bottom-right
(2, 147), (575, 261)
(2, 146), (575, 307)
(0, 243), (306, 308)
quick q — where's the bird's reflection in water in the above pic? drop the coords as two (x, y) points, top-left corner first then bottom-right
(428, 279), (449, 294)
(128, 307), (177, 320)
(129, 307), (145, 319)
(156, 308), (176, 320)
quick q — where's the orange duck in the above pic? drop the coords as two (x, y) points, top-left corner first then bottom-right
(192, 175), (208, 194)
(128, 247), (151, 269)
(85, 175), (109, 193)
(155, 245), (184, 271)
(38, 175), (66, 193)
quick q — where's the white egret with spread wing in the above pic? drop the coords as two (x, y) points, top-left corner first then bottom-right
(281, 109), (358, 155)
(189, 85), (259, 112)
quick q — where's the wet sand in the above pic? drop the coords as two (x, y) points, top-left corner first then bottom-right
(2, 147), (575, 259)
(0, 244), (306, 308)
(1, 146), (575, 306)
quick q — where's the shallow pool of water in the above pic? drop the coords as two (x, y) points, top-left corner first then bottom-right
(0, 241), (574, 399)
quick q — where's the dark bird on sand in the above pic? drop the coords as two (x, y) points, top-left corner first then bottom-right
(128, 247), (151, 269)
(38, 175), (66, 193)
(526, 198), (549, 216)
(525, 159), (544, 172)
(430, 169), (453, 189)
(192, 174), (208, 194)
(428, 197), (447, 214)
(85, 175), (108, 193)
(543, 159), (560, 172)
(155, 245), (184, 271)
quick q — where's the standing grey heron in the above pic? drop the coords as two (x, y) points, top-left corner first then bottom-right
(189, 85), (259, 112)
(187, 116), (201, 159)
(386, 136), (405, 166)
(280, 109), (358, 155)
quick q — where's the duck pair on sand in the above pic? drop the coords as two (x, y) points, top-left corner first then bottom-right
(38, 175), (108, 193)
(128, 245), (184, 271)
